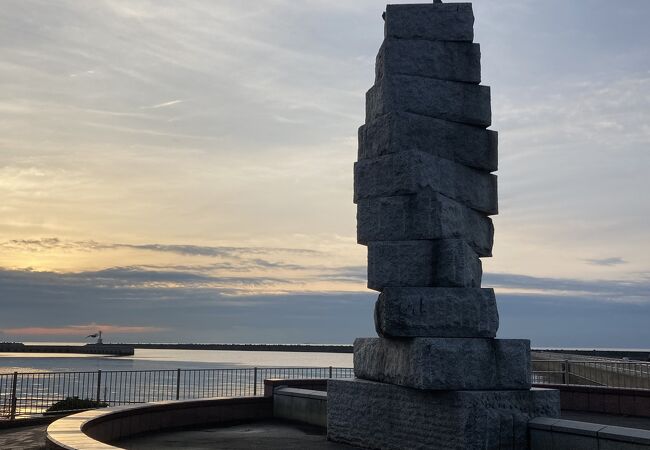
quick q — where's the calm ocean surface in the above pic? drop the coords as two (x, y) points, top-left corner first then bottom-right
(0, 343), (353, 374)
(4, 344), (646, 374)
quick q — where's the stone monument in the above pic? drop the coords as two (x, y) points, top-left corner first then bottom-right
(327, 3), (561, 449)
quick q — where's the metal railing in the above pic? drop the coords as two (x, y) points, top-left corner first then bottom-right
(4, 359), (647, 419)
(0, 366), (353, 419)
(532, 359), (650, 389)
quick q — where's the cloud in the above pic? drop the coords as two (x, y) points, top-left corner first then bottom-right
(317, 266), (367, 283)
(0, 238), (321, 258)
(1, 262), (649, 345)
(484, 272), (650, 303)
(1, 0), (649, 345)
(0, 266), (292, 293)
(0, 236), (365, 296)
(142, 99), (184, 109)
(1, 323), (167, 336)
(0, 267), (377, 343)
(125, 243), (320, 258)
(585, 257), (628, 266)
(497, 292), (650, 348)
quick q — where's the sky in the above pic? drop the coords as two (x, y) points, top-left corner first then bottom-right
(0, 0), (649, 347)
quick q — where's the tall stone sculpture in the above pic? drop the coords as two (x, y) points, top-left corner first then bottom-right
(327, 3), (560, 449)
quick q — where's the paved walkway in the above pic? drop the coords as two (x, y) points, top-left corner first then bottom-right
(118, 420), (359, 450)
(0, 425), (47, 450)
(3, 413), (650, 450)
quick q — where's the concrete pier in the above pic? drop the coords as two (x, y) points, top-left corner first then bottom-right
(0, 343), (134, 356)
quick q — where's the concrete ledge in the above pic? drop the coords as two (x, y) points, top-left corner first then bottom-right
(529, 417), (650, 449)
(274, 388), (327, 428)
(45, 396), (272, 449)
(263, 378), (328, 397)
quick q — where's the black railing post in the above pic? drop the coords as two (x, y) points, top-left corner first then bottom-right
(564, 360), (570, 385)
(329, 366), (333, 379)
(253, 367), (258, 396)
(176, 369), (181, 400)
(9, 372), (18, 420)
(96, 370), (102, 403)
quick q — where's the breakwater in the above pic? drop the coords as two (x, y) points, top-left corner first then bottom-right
(534, 348), (650, 362)
(129, 343), (353, 353)
(0, 343), (134, 356)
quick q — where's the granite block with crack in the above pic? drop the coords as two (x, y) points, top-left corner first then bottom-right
(354, 150), (498, 215)
(374, 287), (498, 338)
(357, 191), (494, 256)
(358, 111), (497, 172)
(367, 239), (482, 291)
(376, 39), (481, 83)
(366, 74), (491, 127)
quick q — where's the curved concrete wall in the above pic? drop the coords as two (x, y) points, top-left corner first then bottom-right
(46, 396), (272, 450)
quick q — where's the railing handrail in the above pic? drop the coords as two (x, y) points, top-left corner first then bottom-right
(0, 365), (354, 377)
(0, 366), (355, 420)
(3, 360), (649, 420)
(532, 359), (650, 365)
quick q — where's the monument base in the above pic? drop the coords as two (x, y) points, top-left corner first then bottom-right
(327, 378), (560, 450)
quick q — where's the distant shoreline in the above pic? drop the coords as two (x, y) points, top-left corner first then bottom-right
(4, 342), (650, 360)
(125, 345), (650, 359)
(127, 343), (354, 353)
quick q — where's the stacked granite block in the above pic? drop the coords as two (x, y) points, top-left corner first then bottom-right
(328, 3), (560, 449)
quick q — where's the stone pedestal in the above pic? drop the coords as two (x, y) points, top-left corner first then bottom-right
(328, 379), (560, 450)
(328, 2), (560, 449)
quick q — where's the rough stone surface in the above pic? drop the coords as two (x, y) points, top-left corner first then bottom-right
(366, 74), (491, 127)
(354, 150), (498, 215)
(434, 239), (484, 288)
(374, 287), (498, 338)
(367, 239), (482, 291)
(353, 337), (531, 390)
(357, 191), (494, 256)
(328, 3), (563, 448)
(327, 379), (561, 450)
(384, 3), (475, 42)
(376, 39), (481, 83)
(367, 240), (435, 289)
(358, 111), (497, 172)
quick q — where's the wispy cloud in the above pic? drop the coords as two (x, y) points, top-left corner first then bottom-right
(142, 99), (184, 109)
(484, 272), (650, 303)
(0, 238), (321, 257)
(1, 264), (649, 345)
(586, 257), (628, 266)
(1, 323), (166, 336)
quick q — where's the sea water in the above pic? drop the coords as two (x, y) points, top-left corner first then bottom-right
(0, 345), (353, 374)
(0, 345), (354, 417)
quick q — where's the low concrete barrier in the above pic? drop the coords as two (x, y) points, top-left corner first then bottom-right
(46, 380), (330, 449)
(530, 417), (650, 449)
(46, 396), (272, 449)
(534, 384), (650, 418)
(273, 388), (327, 427)
(47, 378), (650, 450)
